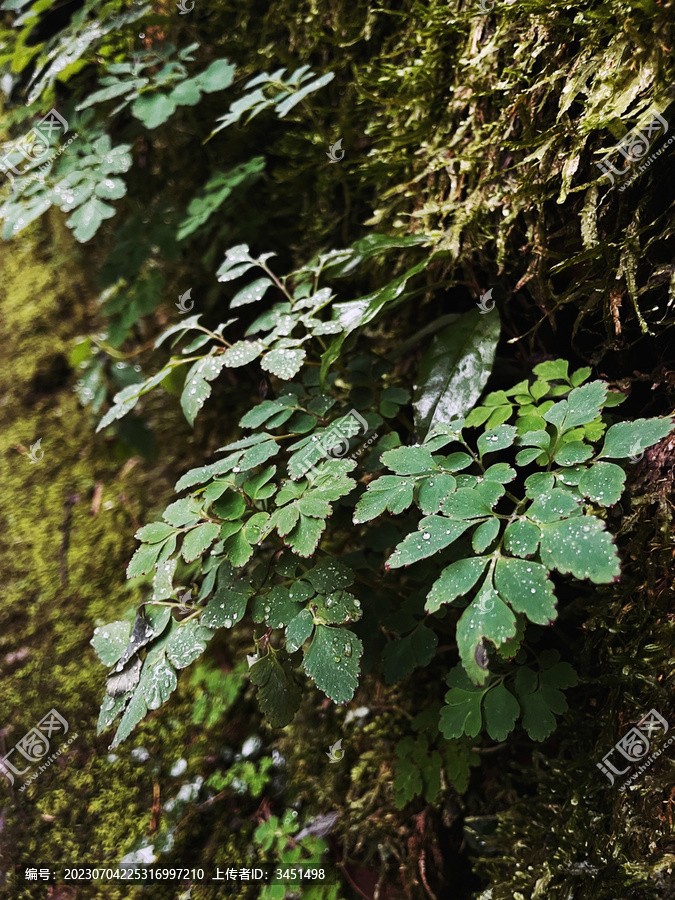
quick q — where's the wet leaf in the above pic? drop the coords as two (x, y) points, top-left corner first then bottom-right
(302, 624), (363, 704)
(539, 517), (620, 582)
(250, 651), (302, 728)
(91, 620), (132, 666)
(165, 621), (214, 669)
(413, 308), (500, 437)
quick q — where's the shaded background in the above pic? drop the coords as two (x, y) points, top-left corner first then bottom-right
(1, 0), (674, 897)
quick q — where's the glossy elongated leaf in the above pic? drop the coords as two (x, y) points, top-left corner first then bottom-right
(320, 233), (428, 279)
(413, 308), (500, 437)
(320, 259), (431, 383)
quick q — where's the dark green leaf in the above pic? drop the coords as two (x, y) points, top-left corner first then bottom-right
(286, 609), (315, 652)
(483, 683), (520, 741)
(302, 624), (363, 704)
(181, 523), (220, 563)
(412, 308), (500, 437)
(383, 626), (438, 684)
(503, 519), (541, 557)
(494, 558), (557, 624)
(457, 586), (518, 684)
(387, 516), (472, 568)
(477, 425), (517, 456)
(426, 557), (490, 612)
(250, 651), (302, 728)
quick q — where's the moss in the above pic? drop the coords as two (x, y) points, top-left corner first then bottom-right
(0, 213), (262, 898)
